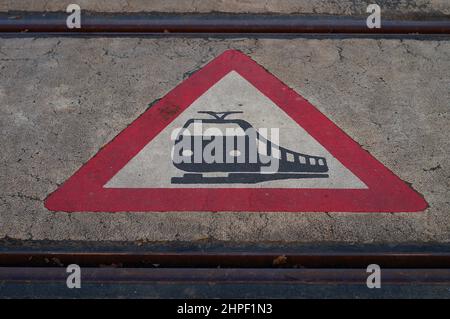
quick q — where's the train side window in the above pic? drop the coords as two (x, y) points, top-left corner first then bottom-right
(229, 150), (241, 157)
(299, 156), (306, 164)
(182, 149), (193, 157)
(318, 159), (325, 166)
(287, 153), (295, 162)
(310, 158), (316, 165)
(272, 148), (281, 159)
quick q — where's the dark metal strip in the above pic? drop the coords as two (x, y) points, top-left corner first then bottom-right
(2, 251), (450, 268)
(1, 267), (449, 284)
(1, 12), (450, 34)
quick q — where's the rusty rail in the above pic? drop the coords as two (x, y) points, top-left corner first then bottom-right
(1, 251), (450, 268)
(1, 243), (449, 297)
(0, 12), (449, 34)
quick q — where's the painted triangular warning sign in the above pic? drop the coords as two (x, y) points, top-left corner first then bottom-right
(45, 50), (427, 212)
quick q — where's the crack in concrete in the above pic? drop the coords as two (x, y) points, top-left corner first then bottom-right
(3, 193), (42, 202)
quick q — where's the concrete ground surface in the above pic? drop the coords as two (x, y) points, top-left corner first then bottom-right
(0, 0), (449, 18)
(0, 36), (449, 243)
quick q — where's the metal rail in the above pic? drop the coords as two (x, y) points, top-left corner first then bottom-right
(1, 268), (449, 284)
(1, 251), (450, 268)
(1, 243), (449, 297)
(1, 12), (449, 34)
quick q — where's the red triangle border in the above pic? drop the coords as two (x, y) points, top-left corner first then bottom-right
(45, 50), (428, 212)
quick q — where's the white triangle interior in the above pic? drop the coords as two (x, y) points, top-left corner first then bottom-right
(105, 71), (367, 189)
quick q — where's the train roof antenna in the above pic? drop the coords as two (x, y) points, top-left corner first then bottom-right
(198, 111), (243, 120)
